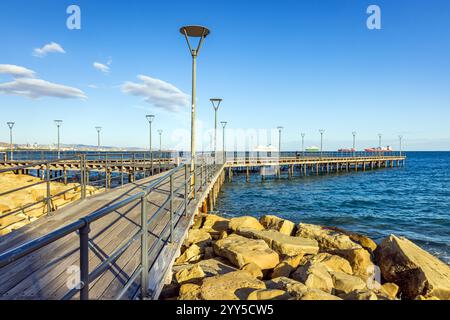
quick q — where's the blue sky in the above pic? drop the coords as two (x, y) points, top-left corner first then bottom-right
(1, 0), (449, 151)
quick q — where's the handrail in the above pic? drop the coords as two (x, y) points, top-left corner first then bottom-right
(0, 160), (217, 300)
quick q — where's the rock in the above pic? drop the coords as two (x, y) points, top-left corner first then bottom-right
(200, 270), (266, 300)
(296, 223), (361, 251)
(283, 254), (304, 268)
(191, 215), (204, 229)
(339, 289), (378, 300)
(374, 235), (450, 300)
(300, 289), (342, 300)
(247, 289), (292, 300)
(213, 234), (279, 270)
(229, 216), (264, 232)
(203, 247), (215, 260)
(201, 214), (229, 237)
(183, 229), (212, 248)
(259, 215), (295, 235)
(324, 226), (377, 252)
(292, 262), (334, 293)
(271, 262), (294, 279)
(219, 231), (228, 239)
(330, 271), (367, 294)
(308, 253), (353, 275)
(196, 258), (237, 277)
(175, 244), (202, 264)
(266, 277), (308, 299)
(242, 262), (263, 279)
(380, 282), (399, 299)
(237, 228), (319, 256)
(178, 283), (202, 300)
(175, 265), (205, 284)
(333, 248), (374, 280)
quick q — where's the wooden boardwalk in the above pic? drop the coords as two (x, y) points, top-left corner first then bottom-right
(0, 163), (224, 300)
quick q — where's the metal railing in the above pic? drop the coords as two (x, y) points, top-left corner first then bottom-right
(0, 157), (218, 300)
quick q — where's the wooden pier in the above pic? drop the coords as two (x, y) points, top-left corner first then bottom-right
(0, 154), (405, 300)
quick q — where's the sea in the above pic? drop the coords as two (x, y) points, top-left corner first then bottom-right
(215, 152), (450, 264)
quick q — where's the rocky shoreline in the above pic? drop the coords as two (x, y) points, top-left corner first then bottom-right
(161, 214), (450, 300)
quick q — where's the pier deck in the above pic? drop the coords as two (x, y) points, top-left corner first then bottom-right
(0, 155), (405, 300)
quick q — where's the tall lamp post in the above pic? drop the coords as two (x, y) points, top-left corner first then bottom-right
(319, 129), (325, 157)
(146, 115), (155, 175)
(221, 121), (227, 163)
(301, 133), (305, 157)
(95, 126), (102, 149)
(180, 25), (210, 192)
(54, 120), (63, 159)
(210, 98), (222, 163)
(277, 126), (283, 158)
(378, 133), (382, 157)
(6, 122), (14, 160)
(352, 131), (357, 157)
(399, 135), (403, 157)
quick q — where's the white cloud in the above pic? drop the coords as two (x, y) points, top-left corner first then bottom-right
(0, 64), (36, 78)
(93, 62), (110, 73)
(122, 75), (189, 112)
(0, 64), (86, 100)
(0, 78), (87, 99)
(33, 42), (65, 57)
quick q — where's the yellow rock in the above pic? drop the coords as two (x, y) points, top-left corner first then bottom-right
(375, 235), (450, 300)
(201, 214), (229, 237)
(200, 270), (266, 300)
(330, 271), (367, 294)
(292, 262), (334, 293)
(260, 215), (295, 236)
(334, 248), (374, 280)
(247, 289), (292, 300)
(175, 244), (202, 264)
(183, 229), (212, 248)
(271, 262), (294, 279)
(265, 277), (308, 299)
(308, 253), (353, 275)
(242, 262), (263, 279)
(415, 295), (440, 300)
(229, 216), (264, 232)
(175, 265), (205, 284)
(178, 283), (202, 300)
(300, 289), (342, 300)
(380, 282), (399, 299)
(296, 223), (361, 251)
(213, 234), (279, 270)
(339, 289), (378, 300)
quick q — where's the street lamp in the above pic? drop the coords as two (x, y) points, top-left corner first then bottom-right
(221, 121), (227, 163)
(6, 122), (14, 160)
(378, 133), (382, 148)
(399, 135), (403, 157)
(301, 133), (305, 157)
(210, 98), (222, 163)
(146, 115), (155, 175)
(54, 120), (63, 159)
(277, 126), (283, 158)
(319, 129), (325, 157)
(180, 25), (210, 191)
(95, 126), (102, 149)
(352, 131), (357, 157)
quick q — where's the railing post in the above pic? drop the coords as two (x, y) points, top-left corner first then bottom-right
(79, 222), (90, 300)
(81, 155), (87, 199)
(46, 162), (52, 215)
(140, 195), (149, 299)
(104, 154), (108, 190)
(184, 164), (188, 216)
(121, 154), (124, 186)
(169, 174), (174, 243)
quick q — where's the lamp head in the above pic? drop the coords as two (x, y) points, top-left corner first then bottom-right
(157, 129), (163, 135)
(179, 25), (210, 37)
(277, 126), (283, 131)
(146, 114), (155, 123)
(7, 122), (15, 129)
(319, 129), (325, 134)
(352, 131), (357, 136)
(95, 126), (102, 132)
(221, 121), (227, 128)
(54, 120), (63, 126)
(210, 98), (222, 110)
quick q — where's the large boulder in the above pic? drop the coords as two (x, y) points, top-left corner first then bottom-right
(300, 289), (342, 300)
(324, 226), (377, 252)
(213, 234), (280, 270)
(265, 277), (308, 299)
(292, 262), (334, 293)
(296, 223), (361, 251)
(330, 271), (367, 294)
(174, 244), (202, 264)
(237, 228), (319, 256)
(183, 229), (212, 248)
(200, 270), (266, 300)
(242, 262), (263, 279)
(339, 289), (378, 300)
(374, 235), (450, 300)
(196, 258), (237, 277)
(175, 265), (205, 285)
(247, 289), (292, 300)
(333, 248), (374, 280)
(270, 254), (305, 279)
(178, 283), (202, 300)
(308, 253), (353, 275)
(259, 215), (295, 236)
(201, 214), (229, 237)
(229, 216), (264, 232)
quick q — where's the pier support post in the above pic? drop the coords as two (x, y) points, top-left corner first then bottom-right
(246, 167), (250, 182)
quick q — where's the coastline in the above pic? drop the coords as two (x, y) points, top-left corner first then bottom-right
(162, 213), (450, 300)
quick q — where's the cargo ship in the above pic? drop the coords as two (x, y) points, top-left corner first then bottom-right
(364, 146), (393, 152)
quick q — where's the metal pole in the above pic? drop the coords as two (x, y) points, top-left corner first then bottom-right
(140, 195), (149, 298)
(319, 130), (325, 158)
(169, 174), (174, 243)
(190, 53), (197, 190)
(301, 133), (305, 157)
(7, 122), (15, 160)
(146, 115), (154, 176)
(221, 121), (227, 164)
(184, 164), (188, 216)
(399, 135), (403, 157)
(46, 163), (52, 214)
(352, 131), (356, 157)
(79, 222), (90, 300)
(158, 130), (162, 173)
